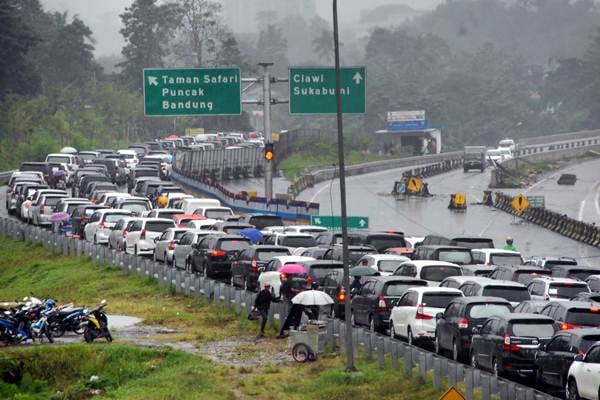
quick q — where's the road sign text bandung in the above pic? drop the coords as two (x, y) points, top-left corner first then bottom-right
(143, 68), (241, 116)
(289, 67), (366, 114)
(311, 215), (369, 229)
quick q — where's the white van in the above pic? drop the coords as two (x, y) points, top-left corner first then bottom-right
(179, 198), (221, 214)
(45, 153), (79, 170)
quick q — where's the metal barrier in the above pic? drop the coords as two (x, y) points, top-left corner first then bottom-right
(174, 147), (264, 181)
(493, 192), (600, 247)
(0, 216), (559, 399)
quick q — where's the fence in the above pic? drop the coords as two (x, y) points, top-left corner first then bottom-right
(0, 215), (558, 400)
(494, 192), (600, 247)
(174, 147), (264, 181)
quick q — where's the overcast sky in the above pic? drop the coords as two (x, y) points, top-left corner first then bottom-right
(41, 0), (444, 56)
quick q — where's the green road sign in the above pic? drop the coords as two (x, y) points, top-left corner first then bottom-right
(289, 67), (366, 114)
(311, 215), (369, 229)
(527, 195), (545, 208)
(143, 68), (241, 116)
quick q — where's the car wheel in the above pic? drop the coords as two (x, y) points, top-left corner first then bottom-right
(566, 379), (580, 400)
(452, 339), (460, 362)
(470, 352), (478, 369)
(434, 333), (442, 355)
(390, 321), (399, 339)
(492, 358), (501, 377)
(407, 327), (414, 346)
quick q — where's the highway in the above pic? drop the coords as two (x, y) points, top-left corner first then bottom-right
(296, 158), (600, 261)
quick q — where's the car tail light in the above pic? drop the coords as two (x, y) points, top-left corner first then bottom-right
(377, 295), (387, 312)
(40, 204), (44, 214)
(250, 258), (259, 272)
(307, 275), (313, 287)
(168, 240), (175, 250)
(280, 272), (287, 281)
(98, 222), (106, 229)
(485, 261), (492, 266)
(503, 334), (522, 352)
(559, 321), (581, 330)
(122, 230), (127, 238)
(210, 249), (226, 258)
(416, 304), (432, 320)
(458, 318), (469, 329)
(140, 229), (146, 239)
(337, 289), (346, 302)
(544, 294), (550, 301)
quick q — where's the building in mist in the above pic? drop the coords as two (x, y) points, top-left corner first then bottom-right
(222, 0), (317, 33)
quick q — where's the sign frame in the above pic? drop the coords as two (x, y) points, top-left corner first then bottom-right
(311, 215), (369, 229)
(142, 67), (242, 117)
(288, 66), (367, 115)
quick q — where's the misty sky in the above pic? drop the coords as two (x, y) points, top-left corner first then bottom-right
(40, 0), (444, 56)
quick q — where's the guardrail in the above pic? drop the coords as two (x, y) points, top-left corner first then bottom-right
(0, 170), (15, 185)
(174, 147), (264, 180)
(0, 217), (558, 400)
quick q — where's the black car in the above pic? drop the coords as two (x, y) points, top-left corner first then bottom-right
(211, 222), (254, 235)
(314, 231), (361, 247)
(459, 279), (531, 306)
(76, 174), (109, 197)
(20, 162), (51, 183)
(241, 214), (284, 230)
(461, 265), (492, 277)
(83, 182), (117, 199)
(230, 245), (290, 291)
(351, 231), (407, 252)
(323, 244), (378, 265)
(71, 204), (109, 238)
(450, 235), (495, 249)
(351, 276), (428, 333)
(535, 328), (600, 390)
(513, 300), (547, 314)
(539, 301), (600, 330)
(571, 292), (600, 302)
(435, 296), (513, 361)
(550, 265), (600, 281)
(470, 313), (556, 377)
(190, 235), (251, 279)
(128, 167), (160, 191)
(296, 246), (330, 259)
(488, 265), (551, 285)
(414, 245), (474, 265)
(300, 260), (345, 317)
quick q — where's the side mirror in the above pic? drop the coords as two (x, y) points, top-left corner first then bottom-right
(472, 326), (480, 335)
(258, 266), (265, 272)
(435, 312), (444, 320)
(173, 239), (180, 245)
(538, 343), (547, 352)
(574, 354), (584, 362)
(153, 237), (159, 243)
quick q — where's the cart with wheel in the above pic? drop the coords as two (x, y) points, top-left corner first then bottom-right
(289, 320), (327, 362)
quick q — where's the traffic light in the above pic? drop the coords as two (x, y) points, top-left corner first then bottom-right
(264, 142), (274, 161)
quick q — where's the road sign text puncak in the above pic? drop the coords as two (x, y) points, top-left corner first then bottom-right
(143, 68), (241, 116)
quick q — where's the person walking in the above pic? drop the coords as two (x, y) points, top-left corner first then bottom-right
(253, 283), (273, 338)
(504, 236), (517, 251)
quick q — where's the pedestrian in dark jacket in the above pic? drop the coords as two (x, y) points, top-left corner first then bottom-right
(254, 283), (273, 337)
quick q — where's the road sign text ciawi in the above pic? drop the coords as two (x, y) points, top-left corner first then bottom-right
(291, 71), (362, 97)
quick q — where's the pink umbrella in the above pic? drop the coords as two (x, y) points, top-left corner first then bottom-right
(49, 212), (70, 222)
(277, 264), (307, 274)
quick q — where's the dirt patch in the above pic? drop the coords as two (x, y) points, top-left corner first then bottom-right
(199, 336), (291, 367)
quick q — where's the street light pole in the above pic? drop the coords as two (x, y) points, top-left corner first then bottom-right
(259, 62), (274, 200)
(332, 0), (355, 372)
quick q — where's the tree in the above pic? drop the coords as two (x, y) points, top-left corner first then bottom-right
(118, 0), (180, 92)
(312, 29), (333, 62)
(254, 25), (288, 76)
(0, 0), (41, 97)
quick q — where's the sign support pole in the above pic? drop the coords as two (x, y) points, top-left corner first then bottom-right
(332, 0), (355, 372)
(259, 62), (274, 200)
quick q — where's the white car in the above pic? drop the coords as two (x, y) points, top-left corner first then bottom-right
(31, 193), (68, 226)
(98, 192), (131, 207)
(498, 138), (516, 151)
(390, 287), (464, 345)
(153, 227), (193, 265)
(356, 254), (411, 276)
(282, 225), (328, 236)
(108, 216), (142, 251)
(192, 206), (234, 220)
(45, 153), (79, 172)
(171, 229), (223, 270)
(566, 341), (600, 400)
(19, 189), (65, 221)
(471, 248), (524, 267)
(186, 218), (219, 230)
(117, 149), (139, 169)
(84, 209), (133, 244)
(263, 233), (317, 252)
(257, 255), (315, 297)
(486, 148), (512, 164)
(123, 218), (177, 256)
(393, 260), (463, 286)
(527, 277), (590, 302)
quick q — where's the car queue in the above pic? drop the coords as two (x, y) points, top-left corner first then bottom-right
(6, 139), (600, 399)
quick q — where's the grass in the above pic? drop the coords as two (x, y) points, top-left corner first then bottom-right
(279, 151), (391, 181)
(0, 235), (453, 399)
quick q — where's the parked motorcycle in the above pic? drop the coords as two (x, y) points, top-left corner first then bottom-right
(82, 300), (112, 343)
(0, 298), (54, 345)
(48, 303), (87, 337)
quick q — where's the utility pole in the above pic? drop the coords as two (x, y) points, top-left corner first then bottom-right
(332, 0), (355, 372)
(260, 62), (274, 200)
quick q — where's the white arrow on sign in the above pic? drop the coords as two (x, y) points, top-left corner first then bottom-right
(148, 76), (159, 86)
(352, 72), (363, 85)
(314, 218), (322, 225)
(359, 219), (366, 227)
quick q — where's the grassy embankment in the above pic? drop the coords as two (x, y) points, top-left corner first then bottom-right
(0, 236), (464, 400)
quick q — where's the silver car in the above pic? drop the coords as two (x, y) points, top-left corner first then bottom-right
(153, 227), (192, 265)
(172, 230), (223, 270)
(31, 194), (68, 226)
(108, 216), (142, 250)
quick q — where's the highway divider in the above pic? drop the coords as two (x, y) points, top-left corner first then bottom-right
(0, 216), (558, 400)
(493, 192), (600, 247)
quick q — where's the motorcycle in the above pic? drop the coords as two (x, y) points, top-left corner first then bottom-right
(0, 299), (54, 345)
(82, 300), (112, 343)
(48, 303), (87, 337)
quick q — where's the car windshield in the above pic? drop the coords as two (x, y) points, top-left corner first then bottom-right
(104, 213), (130, 223)
(256, 250), (290, 261)
(223, 226), (247, 235)
(490, 253), (523, 265)
(249, 216), (284, 229)
(549, 283), (589, 299)
(157, 211), (181, 219)
(567, 309), (600, 326)
(580, 336), (600, 353)
(310, 267), (343, 282)
(22, 164), (46, 172)
(385, 282), (426, 296)
(467, 303), (512, 320)
(46, 155), (71, 164)
(135, 170), (158, 178)
(172, 231), (188, 240)
(422, 293), (462, 308)
(349, 250), (376, 264)
(510, 321), (555, 338)
(421, 265), (462, 281)
(146, 221), (175, 232)
(482, 286), (530, 302)
(281, 236), (317, 248)
(44, 197), (63, 206)
(378, 260), (405, 272)
(368, 236), (406, 251)
(568, 269), (600, 281)
(66, 203), (86, 213)
(218, 239), (251, 251)
(438, 250), (473, 265)
(515, 271), (550, 285)
(204, 209), (233, 219)
(79, 153), (96, 161)
(453, 239), (494, 249)
(121, 203), (149, 213)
